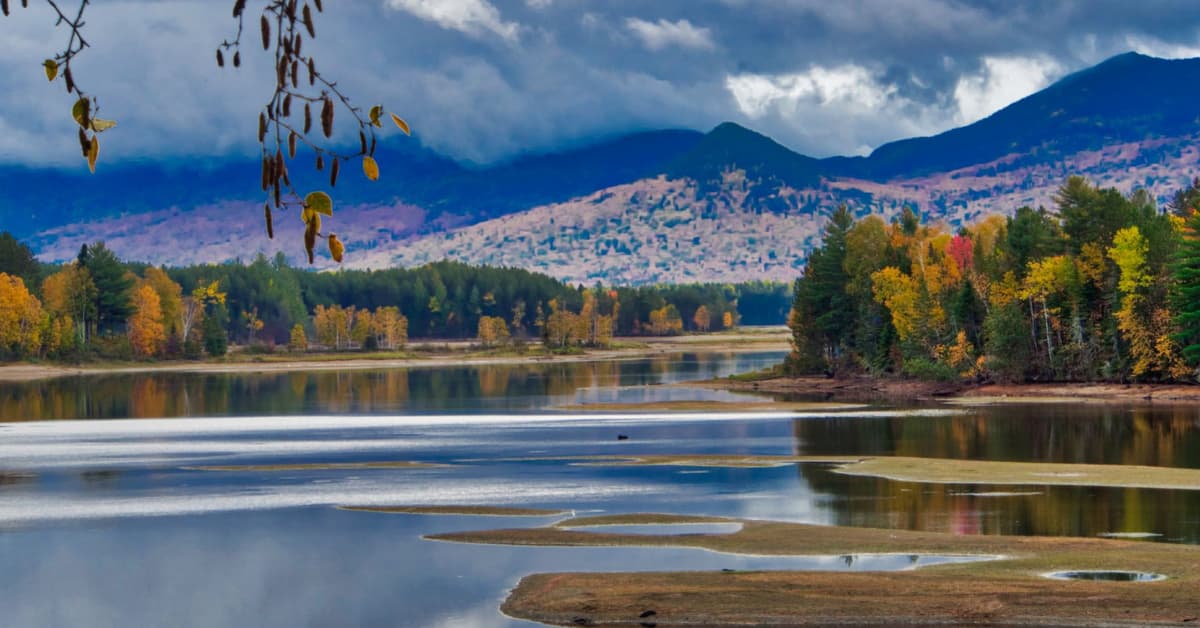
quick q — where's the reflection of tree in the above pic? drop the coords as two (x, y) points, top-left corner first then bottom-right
(791, 406), (1200, 541)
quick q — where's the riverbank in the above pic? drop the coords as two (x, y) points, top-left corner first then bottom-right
(425, 511), (1200, 627)
(715, 374), (1200, 404)
(0, 329), (790, 383)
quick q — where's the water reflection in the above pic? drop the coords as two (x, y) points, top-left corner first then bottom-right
(0, 352), (782, 421)
(792, 403), (1200, 543)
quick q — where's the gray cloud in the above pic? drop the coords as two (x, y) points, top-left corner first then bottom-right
(2, 0), (1200, 167)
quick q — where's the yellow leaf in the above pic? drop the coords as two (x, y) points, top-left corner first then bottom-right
(71, 97), (89, 127)
(87, 135), (99, 173)
(304, 219), (318, 265)
(90, 118), (118, 133)
(390, 113), (410, 135)
(43, 59), (58, 82)
(369, 105), (384, 128)
(362, 156), (379, 181)
(328, 233), (345, 263)
(304, 190), (333, 216)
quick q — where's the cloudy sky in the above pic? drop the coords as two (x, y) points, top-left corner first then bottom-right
(3, 0), (1200, 167)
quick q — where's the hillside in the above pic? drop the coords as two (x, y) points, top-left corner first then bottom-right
(17, 52), (1200, 283)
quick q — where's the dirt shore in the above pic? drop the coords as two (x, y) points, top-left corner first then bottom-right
(424, 513), (1200, 627)
(0, 331), (790, 383)
(717, 374), (1200, 404)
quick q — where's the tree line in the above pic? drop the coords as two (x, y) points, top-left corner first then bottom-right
(0, 238), (791, 361)
(787, 175), (1200, 383)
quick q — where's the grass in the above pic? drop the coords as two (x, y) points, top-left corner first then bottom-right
(553, 400), (863, 412)
(550, 454), (1200, 490)
(424, 513), (1200, 627)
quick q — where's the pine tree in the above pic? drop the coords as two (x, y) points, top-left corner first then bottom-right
(1171, 210), (1200, 368)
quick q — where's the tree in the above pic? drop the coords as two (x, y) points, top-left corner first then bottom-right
(1110, 226), (1187, 379)
(0, 273), (44, 359)
(127, 284), (166, 358)
(141, 267), (183, 341)
(203, 303), (229, 357)
(692, 305), (711, 332)
(77, 242), (132, 335)
(1172, 209), (1200, 369)
(41, 264), (96, 348)
(2, 0), (410, 263)
(477, 316), (510, 348)
(0, 232), (40, 290)
(288, 324), (308, 352)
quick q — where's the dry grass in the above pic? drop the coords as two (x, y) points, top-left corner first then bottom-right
(554, 400), (864, 412)
(425, 513), (1200, 627)
(556, 454), (1200, 491)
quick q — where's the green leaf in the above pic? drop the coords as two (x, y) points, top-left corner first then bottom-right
(305, 191), (333, 216)
(390, 113), (410, 135)
(369, 105), (384, 128)
(43, 59), (58, 82)
(362, 156), (380, 181)
(90, 118), (118, 133)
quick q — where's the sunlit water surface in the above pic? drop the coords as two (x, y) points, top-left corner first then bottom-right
(3, 351), (1200, 627)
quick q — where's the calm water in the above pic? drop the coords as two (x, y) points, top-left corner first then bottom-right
(3, 351), (1200, 627)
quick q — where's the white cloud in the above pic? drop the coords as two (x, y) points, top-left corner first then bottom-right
(625, 18), (714, 51)
(952, 55), (1063, 124)
(724, 65), (941, 157)
(1124, 35), (1200, 60)
(525, 0), (554, 8)
(386, 0), (519, 41)
(726, 64), (896, 117)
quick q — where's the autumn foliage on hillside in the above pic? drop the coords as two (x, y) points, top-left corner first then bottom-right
(787, 176), (1200, 383)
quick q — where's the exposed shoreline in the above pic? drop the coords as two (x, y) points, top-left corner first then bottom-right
(0, 331), (790, 383)
(421, 512), (1200, 627)
(714, 374), (1200, 404)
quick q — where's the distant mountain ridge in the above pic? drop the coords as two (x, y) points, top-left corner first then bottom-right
(16, 52), (1200, 284)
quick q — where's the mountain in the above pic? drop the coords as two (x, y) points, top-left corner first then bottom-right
(16, 52), (1200, 283)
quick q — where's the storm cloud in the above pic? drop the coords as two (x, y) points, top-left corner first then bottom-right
(2, 0), (1199, 166)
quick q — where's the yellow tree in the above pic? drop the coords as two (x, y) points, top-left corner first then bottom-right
(288, 324), (308, 352)
(41, 264), (95, 348)
(1019, 255), (1073, 364)
(142, 267), (183, 340)
(351, 308), (372, 348)
(477, 316), (510, 348)
(1108, 226), (1188, 378)
(0, 273), (44, 358)
(370, 306), (407, 350)
(693, 305), (712, 332)
(127, 283), (166, 358)
(722, 311), (735, 330)
(870, 267), (920, 342)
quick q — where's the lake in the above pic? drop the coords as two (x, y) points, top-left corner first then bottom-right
(3, 350), (1200, 627)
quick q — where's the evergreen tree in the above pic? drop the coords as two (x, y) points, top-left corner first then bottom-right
(0, 232), (40, 292)
(1171, 210), (1200, 368)
(78, 242), (133, 335)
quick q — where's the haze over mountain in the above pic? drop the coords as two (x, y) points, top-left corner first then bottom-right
(13, 52), (1200, 284)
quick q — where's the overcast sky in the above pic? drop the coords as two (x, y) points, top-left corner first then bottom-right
(3, 0), (1200, 167)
